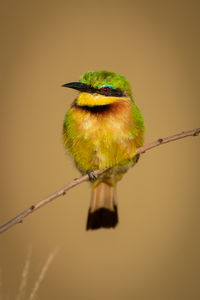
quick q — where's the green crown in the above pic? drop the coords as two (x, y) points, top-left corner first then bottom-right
(79, 70), (133, 99)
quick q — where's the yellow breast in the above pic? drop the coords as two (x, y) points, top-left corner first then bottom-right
(63, 100), (139, 172)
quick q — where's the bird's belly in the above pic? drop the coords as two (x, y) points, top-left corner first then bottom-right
(63, 101), (143, 174)
(71, 123), (136, 173)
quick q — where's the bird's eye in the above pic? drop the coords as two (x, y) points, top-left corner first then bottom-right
(101, 87), (110, 93)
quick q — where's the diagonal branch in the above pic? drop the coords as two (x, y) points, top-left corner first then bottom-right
(0, 127), (199, 234)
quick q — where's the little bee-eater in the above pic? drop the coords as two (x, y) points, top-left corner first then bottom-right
(62, 70), (145, 230)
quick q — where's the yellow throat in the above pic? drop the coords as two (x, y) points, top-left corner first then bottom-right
(76, 92), (129, 107)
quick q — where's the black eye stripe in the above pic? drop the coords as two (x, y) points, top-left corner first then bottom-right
(88, 86), (124, 97)
(99, 87), (124, 97)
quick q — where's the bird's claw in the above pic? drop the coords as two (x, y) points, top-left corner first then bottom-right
(87, 170), (98, 181)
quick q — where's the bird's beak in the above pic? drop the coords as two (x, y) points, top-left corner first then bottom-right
(61, 82), (90, 92)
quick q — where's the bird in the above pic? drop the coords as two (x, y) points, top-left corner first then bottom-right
(62, 70), (145, 230)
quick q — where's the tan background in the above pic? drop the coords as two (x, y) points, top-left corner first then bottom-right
(0, 0), (200, 299)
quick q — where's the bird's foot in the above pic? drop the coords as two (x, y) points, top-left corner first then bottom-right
(87, 170), (98, 182)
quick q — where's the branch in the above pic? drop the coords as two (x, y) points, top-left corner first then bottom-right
(0, 127), (199, 234)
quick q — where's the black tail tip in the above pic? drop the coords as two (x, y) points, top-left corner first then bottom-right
(86, 205), (118, 230)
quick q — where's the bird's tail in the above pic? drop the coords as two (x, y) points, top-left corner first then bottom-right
(86, 182), (118, 230)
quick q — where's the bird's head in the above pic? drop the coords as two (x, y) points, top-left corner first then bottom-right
(62, 70), (134, 107)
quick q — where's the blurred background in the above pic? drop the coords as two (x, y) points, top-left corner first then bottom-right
(0, 0), (200, 299)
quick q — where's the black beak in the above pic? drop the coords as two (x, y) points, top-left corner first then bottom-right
(61, 82), (90, 92)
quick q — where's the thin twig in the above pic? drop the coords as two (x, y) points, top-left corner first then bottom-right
(28, 248), (58, 300)
(0, 127), (199, 234)
(16, 245), (32, 300)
